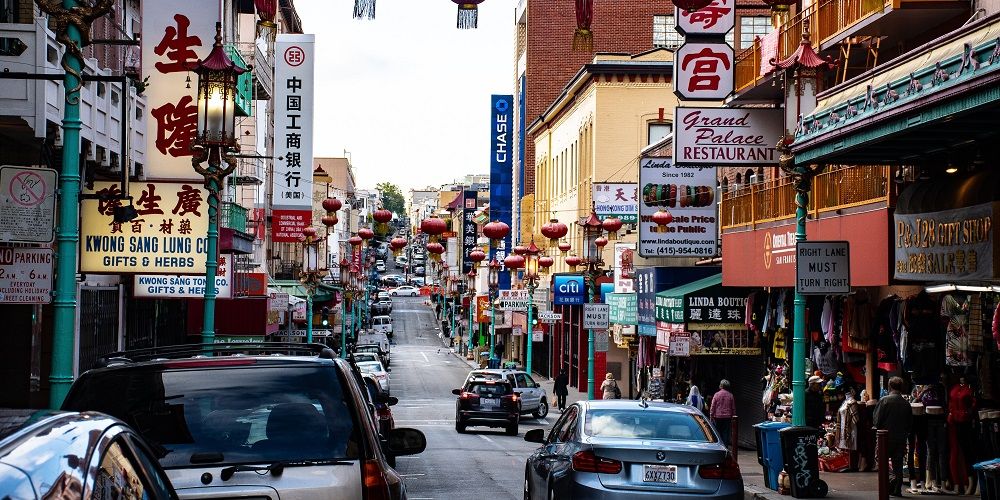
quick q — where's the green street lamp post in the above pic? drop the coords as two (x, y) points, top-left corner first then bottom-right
(339, 257), (350, 357)
(466, 269), (477, 355)
(299, 226), (326, 344)
(523, 241), (541, 374)
(577, 209), (606, 400)
(487, 258), (500, 359)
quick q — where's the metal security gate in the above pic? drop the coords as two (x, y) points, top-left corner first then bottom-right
(126, 298), (188, 350)
(75, 286), (122, 374)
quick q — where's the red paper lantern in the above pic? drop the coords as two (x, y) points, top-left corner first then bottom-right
(540, 218), (569, 244)
(652, 209), (674, 227)
(321, 215), (338, 227)
(538, 255), (554, 269)
(302, 226), (317, 238)
(348, 235), (363, 246)
(504, 254), (525, 270)
(602, 217), (623, 234)
(452, 0), (486, 29)
(761, 0), (796, 11)
(574, 0), (594, 51)
(482, 220), (510, 242)
(390, 237), (407, 250)
(595, 236), (608, 248)
(255, 0), (277, 23)
(358, 227), (375, 240)
(426, 241), (446, 261)
(672, 0), (714, 13)
(468, 248), (487, 263)
(513, 244), (528, 256)
(420, 216), (447, 236)
(322, 197), (342, 213)
(565, 255), (582, 267)
(373, 208), (393, 224)
(558, 242), (571, 254)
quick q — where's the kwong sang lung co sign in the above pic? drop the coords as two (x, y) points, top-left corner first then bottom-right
(674, 107), (782, 165)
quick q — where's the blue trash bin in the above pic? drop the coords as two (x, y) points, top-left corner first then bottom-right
(753, 421), (792, 490)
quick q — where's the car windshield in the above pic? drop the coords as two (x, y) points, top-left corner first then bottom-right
(583, 409), (717, 442)
(469, 371), (502, 381)
(356, 346), (379, 354)
(354, 353), (379, 363)
(468, 383), (509, 397)
(357, 362), (384, 373)
(63, 365), (362, 467)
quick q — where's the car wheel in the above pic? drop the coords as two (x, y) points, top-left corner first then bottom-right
(391, 292), (397, 296)
(506, 423), (518, 436)
(456, 421), (466, 433)
(387, 454), (396, 467)
(533, 400), (549, 419)
(411, 291), (417, 296)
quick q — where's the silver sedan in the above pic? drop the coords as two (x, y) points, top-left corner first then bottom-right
(523, 401), (743, 499)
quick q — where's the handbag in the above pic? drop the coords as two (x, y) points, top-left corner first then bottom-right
(613, 381), (622, 399)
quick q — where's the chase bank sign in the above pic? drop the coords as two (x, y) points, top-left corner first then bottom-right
(553, 275), (585, 305)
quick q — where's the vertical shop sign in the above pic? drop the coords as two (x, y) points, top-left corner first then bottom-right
(463, 190), (478, 273)
(613, 242), (636, 293)
(141, 2), (220, 179)
(673, 41), (734, 100)
(638, 157), (718, 257)
(636, 268), (657, 336)
(273, 34), (315, 242)
(676, 0), (735, 35)
(490, 94), (514, 290)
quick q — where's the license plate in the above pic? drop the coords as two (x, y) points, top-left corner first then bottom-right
(481, 398), (499, 408)
(643, 465), (677, 483)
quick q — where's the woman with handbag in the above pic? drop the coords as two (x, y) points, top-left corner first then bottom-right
(600, 373), (621, 400)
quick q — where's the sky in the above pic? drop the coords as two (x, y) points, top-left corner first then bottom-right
(295, 0), (515, 192)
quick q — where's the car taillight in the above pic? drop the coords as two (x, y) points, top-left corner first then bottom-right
(571, 450), (623, 474)
(699, 455), (741, 480)
(362, 459), (391, 500)
(377, 406), (392, 421)
(460, 392), (479, 400)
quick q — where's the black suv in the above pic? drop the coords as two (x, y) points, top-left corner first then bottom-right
(452, 378), (521, 436)
(62, 343), (425, 500)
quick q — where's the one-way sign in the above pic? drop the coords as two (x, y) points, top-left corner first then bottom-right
(583, 303), (610, 330)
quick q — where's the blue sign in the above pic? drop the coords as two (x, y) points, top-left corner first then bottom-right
(599, 282), (614, 303)
(490, 94), (514, 291)
(553, 275), (586, 305)
(636, 266), (721, 336)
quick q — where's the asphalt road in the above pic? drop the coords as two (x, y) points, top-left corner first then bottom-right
(388, 295), (555, 500)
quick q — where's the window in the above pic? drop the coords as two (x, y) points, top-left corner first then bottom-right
(739, 16), (772, 49)
(94, 439), (155, 500)
(648, 123), (672, 146)
(583, 409), (717, 442)
(653, 15), (682, 49)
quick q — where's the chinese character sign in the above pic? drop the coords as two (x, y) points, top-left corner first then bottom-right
(80, 182), (209, 273)
(274, 34), (315, 210)
(674, 41), (734, 100)
(592, 183), (639, 223)
(462, 190), (479, 273)
(141, 3), (220, 179)
(676, 0), (735, 36)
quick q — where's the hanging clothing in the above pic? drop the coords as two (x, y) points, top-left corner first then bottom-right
(813, 343), (838, 376)
(772, 328), (787, 360)
(847, 291), (872, 352)
(942, 294), (971, 367)
(967, 294), (983, 352)
(875, 296), (900, 371)
(837, 398), (860, 450)
(821, 298), (834, 343)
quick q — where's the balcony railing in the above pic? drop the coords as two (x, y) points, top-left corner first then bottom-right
(735, 0), (891, 93)
(720, 165), (890, 230)
(221, 201), (249, 233)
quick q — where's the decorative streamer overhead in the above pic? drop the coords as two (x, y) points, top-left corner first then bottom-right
(574, 0), (594, 52)
(453, 0), (486, 29)
(354, 0), (376, 19)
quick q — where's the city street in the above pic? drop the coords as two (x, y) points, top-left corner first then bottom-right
(386, 296), (552, 500)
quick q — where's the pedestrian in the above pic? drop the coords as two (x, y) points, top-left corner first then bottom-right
(685, 385), (705, 412)
(600, 373), (621, 400)
(646, 369), (664, 401)
(806, 375), (826, 429)
(711, 379), (737, 447)
(554, 369), (569, 411)
(874, 376), (913, 497)
(494, 338), (504, 362)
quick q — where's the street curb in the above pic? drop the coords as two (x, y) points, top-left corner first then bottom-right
(743, 484), (776, 500)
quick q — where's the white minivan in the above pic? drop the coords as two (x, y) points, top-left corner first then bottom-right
(372, 315), (393, 337)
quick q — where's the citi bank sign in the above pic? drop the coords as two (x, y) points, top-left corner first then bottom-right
(553, 275), (585, 305)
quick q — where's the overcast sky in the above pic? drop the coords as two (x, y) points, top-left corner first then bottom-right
(295, 0), (515, 192)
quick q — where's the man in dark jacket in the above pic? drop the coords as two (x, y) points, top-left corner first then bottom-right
(874, 376), (913, 497)
(553, 369), (569, 411)
(805, 375), (826, 429)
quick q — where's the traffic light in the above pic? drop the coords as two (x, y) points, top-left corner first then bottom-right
(321, 306), (330, 326)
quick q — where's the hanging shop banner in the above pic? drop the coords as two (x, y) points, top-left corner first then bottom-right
(274, 34), (315, 209)
(608, 293), (638, 325)
(636, 268), (658, 336)
(894, 202), (994, 282)
(638, 157), (718, 258)
(613, 242), (636, 293)
(0, 248), (52, 304)
(141, 2), (220, 179)
(676, 0), (735, 36)
(133, 255), (232, 299)
(685, 285), (747, 325)
(670, 333), (691, 357)
(462, 190), (478, 273)
(0, 166), (57, 244)
(655, 293), (685, 323)
(688, 329), (760, 355)
(476, 295), (491, 323)
(490, 94), (514, 291)
(81, 182), (209, 273)
(673, 41), (734, 101)
(674, 107), (782, 165)
(593, 183), (639, 223)
(553, 274), (586, 305)
(271, 209), (311, 243)
(656, 322), (686, 354)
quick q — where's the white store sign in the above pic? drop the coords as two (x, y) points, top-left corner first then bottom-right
(134, 261), (232, 299)
(0, 248), (52, 304)
(638, 157), (718, 258)
(0, 166), (57, 244)
(674, 107), (783, 165)
(676, 0), (735, 36)
(613, 243), (636, 293)
(583, 303), (610, 330)
(539, 311), (563, 323)
(796, 241), (851, 295)
(274, 34), (315, 209)
(499, 289), (529, 311)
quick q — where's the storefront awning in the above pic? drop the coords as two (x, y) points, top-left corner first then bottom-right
(268, 280), (339, 303)
(654, 274), (722, 323)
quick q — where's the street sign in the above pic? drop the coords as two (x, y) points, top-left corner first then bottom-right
(532, 331), (543, 342)
(0, 248), (52, 304)
(583, 303), (610, 330)
(669, 335), (691, 357)
(0, 166), (57, 244)
(498, 289), (529, 311)
(796, 241), (851, 295)
(539, 311), (563, 323)
(594, 331), (610, 352)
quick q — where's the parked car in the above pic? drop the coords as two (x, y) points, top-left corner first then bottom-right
(0, 409), (179, 500)
(466, 369), (549, 418)
(522, 401), (742, 499)
(408, 277), (426, 286)
(381, 277), (402, 287)
(376, 291), (391, 301)
(62, 343), (426, 500)
(411, 265), (426, 275)
(453, 378), (520, 435)
(395, 256), (409, 266)
(360, 374), (397, 466)
(357, 360), (390, 394)
(352, 352), (380, 365)
(355, 342), (390, 367)
(357, 332), (391, 357)
(372, 315), (394, 337)
(389, 285), (420, 297)
(372, 302), (392, 316)
(375, 262), (386, 272)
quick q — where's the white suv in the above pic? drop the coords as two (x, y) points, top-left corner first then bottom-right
(465, 369), (549, 419)
(372, 315), (393, 337)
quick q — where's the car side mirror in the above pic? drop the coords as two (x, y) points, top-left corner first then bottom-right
(387, 396), (399, 406)
(387, 427), (426, 456)
(524, 428), (546, 443)
(452, 388), (462, 396)
(387, 367), (392, 372)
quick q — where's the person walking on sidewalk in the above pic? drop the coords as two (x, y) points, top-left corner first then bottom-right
(554, 369), (569, 411)
(685, 385), (705, 413)
(806, 375), (826, 429)
(710, 379), (736, 447)
(600, 373), (621, 400)
(874, 376), (913, 497)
